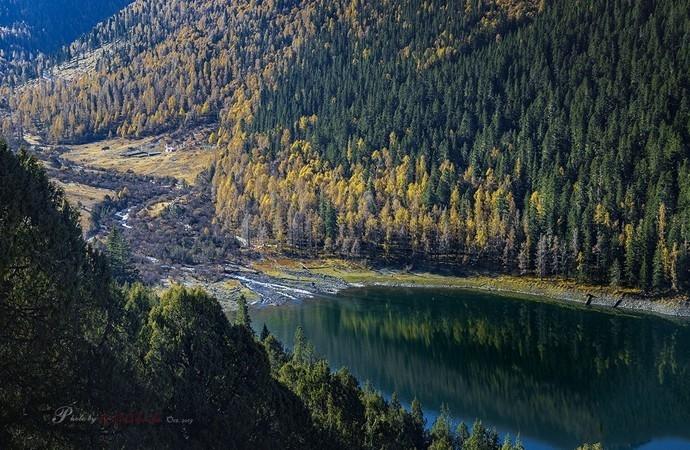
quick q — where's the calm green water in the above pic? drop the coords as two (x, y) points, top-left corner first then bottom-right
(252, 287), (690, 450)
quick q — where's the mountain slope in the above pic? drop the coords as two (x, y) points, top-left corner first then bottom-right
(0, 0), (131, 56)
(9, 0), (536, 142)
(9, 0), (323, 141)
(6, 0), (690, 293)
(214, 0), (690, 292)
(0, 0), (132, 85)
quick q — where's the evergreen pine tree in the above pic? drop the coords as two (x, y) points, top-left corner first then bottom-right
(105, 227), (138, 284)
(609, 259), (622, 287)
(235, 294), (251, 330)
(260, 323), (270, 341)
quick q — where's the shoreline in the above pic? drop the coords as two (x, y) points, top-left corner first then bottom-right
(223, 258), (690, 320)
(351, 278), (690, 320)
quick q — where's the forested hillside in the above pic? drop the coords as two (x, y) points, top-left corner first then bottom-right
(0, 0), (131, 54)
(0, 0), (131, 82)
(0, 141), (532, 449)
(8, 0), (536, 141)
(8, 0), (322, 140)
(6, 0), (690, 294)
(215, 0), (690, 293)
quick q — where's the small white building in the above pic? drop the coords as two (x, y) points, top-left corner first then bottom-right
(165, 144), (176, 153)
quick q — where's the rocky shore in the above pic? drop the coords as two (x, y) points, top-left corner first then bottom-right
(223, 265), (351, 306)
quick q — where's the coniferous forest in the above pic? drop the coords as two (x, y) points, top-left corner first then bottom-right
(217, 0), (690, 293)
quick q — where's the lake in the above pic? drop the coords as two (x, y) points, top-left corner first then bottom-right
(252, 287), (690, 450)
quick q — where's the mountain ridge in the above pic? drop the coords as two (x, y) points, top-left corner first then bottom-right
(0, 0), (133, 84)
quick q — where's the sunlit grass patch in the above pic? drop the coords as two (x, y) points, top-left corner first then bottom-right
(62, 135), (214, 185)
(54, 180), (114, 232)
(144, 201), (172, 218)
